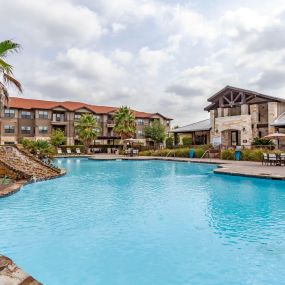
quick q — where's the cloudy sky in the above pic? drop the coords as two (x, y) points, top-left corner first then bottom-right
(2, 0), (285, 126)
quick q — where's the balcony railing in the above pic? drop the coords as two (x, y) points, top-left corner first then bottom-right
(107, 120), (115, 127)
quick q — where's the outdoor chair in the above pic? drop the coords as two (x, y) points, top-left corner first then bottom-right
(133, 149), (139, 156)
(268, 153), (278, 166)
(57, 148), (63, 155)
(124, 149), (131, 156)
(75, 148), (81, 155)
(262, 153), (269, 166)
(66, 148), (72, 155)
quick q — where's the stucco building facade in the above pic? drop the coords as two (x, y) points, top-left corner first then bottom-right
(0, 97), (171, 146)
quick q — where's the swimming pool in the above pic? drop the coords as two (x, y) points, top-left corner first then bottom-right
(1, 158), (285, 285)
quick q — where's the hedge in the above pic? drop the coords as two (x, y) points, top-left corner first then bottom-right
(221, 149), (282, 162)
(139, 147), (206, 158)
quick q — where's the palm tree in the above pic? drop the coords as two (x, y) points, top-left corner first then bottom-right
(113, 106), (136, 140)
(75, 114), (100, 153)
(0, 40), (22, 111)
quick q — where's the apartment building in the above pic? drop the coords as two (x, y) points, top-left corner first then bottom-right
(172, 86), (285, 148)
(0, 97), (172, 145)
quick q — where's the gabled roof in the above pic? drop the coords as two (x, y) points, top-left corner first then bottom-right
(7, 97), (171, 119)
(171, 119), (211, 133)
(205, 86), (285, 111)
(208, 86), (285, 102)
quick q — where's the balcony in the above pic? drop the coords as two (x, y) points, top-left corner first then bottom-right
(107, 120), (115, 128)
(51, 113), (68, 125)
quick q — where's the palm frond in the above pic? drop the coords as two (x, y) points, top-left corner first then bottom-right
(0, 58), (13, 74)
(0, 82), (9, 112)
(0, 40), (21, 58)
(3, 73), (23, 93)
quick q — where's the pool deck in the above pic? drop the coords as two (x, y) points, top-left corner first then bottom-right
(89, 154), (285, 180)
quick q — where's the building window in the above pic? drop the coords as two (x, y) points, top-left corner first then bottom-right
(93, 127), (101, 134)
(137, 130), (144, 137)
(136, 119), (145, 126)
(74, 114), (81, 121)
(53, 113), (65, 122)
(21, 111), (31, 119)
(4, 125), (15, 133)
(4, 109), (15, 118)
(39, 111), (49, 119)
(21, 126), (31, 134)
(39, 126), (48, 134)
(93, 115), (101, 123)
(4, 142), (15, 145)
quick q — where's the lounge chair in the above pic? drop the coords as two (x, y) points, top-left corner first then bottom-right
(133, 149), (139, 156)
(57, 148), (63, 155)
(124, 149), (131, 156)
(262, 153), (269, 166)
(268, 153), (277, 166)
(66, 148), (72, 155)
(75, 148), (81, 155)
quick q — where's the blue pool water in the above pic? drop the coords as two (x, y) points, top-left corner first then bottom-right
(1, 159), (285, 285)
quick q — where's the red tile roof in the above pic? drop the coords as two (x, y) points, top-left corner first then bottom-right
(8, 97), (172, 119)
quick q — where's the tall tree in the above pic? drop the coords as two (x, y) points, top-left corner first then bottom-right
(0, 40), (22, 112)
(113, 106), (136, 140)
(144, 120), (166, 148)
(75, 114), (99, 152)
(50, 129), (66, 147)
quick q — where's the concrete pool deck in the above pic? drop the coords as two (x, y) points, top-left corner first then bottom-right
(89, 154), (285, 180)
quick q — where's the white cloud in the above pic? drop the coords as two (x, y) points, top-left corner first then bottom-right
(3, 0), (285, 126)
(111, 49), (133, 64)
(138, 47), (174, 76)
(111, 23), (126, 33)
(0, 0), (104, 46)
(56, 48), (126, 82)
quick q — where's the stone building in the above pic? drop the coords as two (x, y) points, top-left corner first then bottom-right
(172, 86), (285, 148)
(205, 86), (285, 148)
(0, 97), (171, 146)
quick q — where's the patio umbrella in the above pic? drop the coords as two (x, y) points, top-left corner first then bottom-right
(264, 133), (285, 149)
(123, 138), (137, 147)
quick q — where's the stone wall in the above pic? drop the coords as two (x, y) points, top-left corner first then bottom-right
(268, 102), (278, 134)
(211, 114), (253, 147)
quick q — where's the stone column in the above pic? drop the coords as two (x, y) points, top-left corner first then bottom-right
(223, 108), (229, 117)
(268, 102), (278, 134)
(217, 108), (223, 117)
(250, 104), (259, 138)
(210, 110), (216, 141)
(241, 104), (249, 115)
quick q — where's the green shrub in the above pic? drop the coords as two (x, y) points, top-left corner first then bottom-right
(19, 139), (56, 158)
(50, 129), (66, 146)
(252, 137), (274, 146)
(195, 148), (205, 158)
(139, 148), (190, 157)
(182, 136), (192, 147)
(222, 148), (272, 162)
(221, 150), (235, 160)
(165, 137), (174, 149)
(139, 150), (154, 156)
